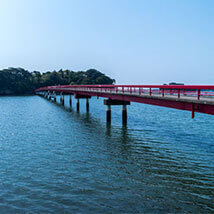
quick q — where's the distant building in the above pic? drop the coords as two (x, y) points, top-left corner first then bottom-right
(169, 82), (184, 85)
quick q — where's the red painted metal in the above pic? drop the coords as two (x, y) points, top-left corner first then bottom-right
(197, 89), (200, 100)
(35, 84), (214, 117)
(36, 84), (214, 90)
(178, 89), (180, 99)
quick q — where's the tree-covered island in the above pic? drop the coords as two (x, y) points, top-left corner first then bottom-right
(0, 68), (115, 95)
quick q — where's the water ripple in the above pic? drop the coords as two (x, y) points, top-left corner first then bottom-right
(0, 96), (213, 213)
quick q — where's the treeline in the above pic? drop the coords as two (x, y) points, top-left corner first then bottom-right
(0, 67), (115, 95)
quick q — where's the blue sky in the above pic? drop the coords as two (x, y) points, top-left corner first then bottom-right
(0, 0), (213, 84)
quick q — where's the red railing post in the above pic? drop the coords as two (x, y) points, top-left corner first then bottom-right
(162, 88), (165, 97)
(197, 89), (200, 100)
(149, 88), (152, 96)
(178, 89), (180, 98)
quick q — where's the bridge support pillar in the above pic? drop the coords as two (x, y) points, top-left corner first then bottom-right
(47, 91), (50, 100)
(76, 99), (80, 112)
(60, 94), (62, 104)
(74, 94), (91, 112)
(104, 99), (130, 124)
(191, 104), (195, 119)
(45, 92), (48, 99)
(86, 98), (89, 112)
(62, 95), (64, 106)
(122, 105), (127, 124)
(60, 93), (64, 106)
(53, 93), (56, 103)
(69, 95), (72, 108)
(106, 105), (111, 123)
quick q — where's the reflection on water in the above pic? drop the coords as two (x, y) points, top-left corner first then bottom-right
(0, 95), (213, 213)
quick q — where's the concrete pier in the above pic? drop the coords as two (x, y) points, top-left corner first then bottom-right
(74, 94), (91, 113)
(69, 95), (72, 108)
(122, 105), (127, 124)
(106, 105), (111, 123)
(48, 92), (56, 102)
(52, 92), (56, 102)
(59, 93), (64, 106)
(76, 99), (80, 112)
(104, 99), (130, 123)
(48, 93), (51, 100)
(45, 92), (48, 99)
(53, 93), (56, 103)
(35, 84), (214, 119)
(86, 98), (89, 112)
(192, 104), (195, 119)
(62, 95), (64, 106)
(60, 94), (62, 104)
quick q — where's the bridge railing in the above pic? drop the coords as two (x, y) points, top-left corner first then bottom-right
(35, 85), (214, 100)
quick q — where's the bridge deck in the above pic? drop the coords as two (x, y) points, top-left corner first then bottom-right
(65, 88), (214, 105)
(35, 85), (214, 117)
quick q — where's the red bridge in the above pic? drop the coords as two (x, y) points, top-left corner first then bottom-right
(35, 85), (214, 123)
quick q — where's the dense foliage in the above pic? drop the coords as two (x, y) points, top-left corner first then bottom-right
(0, 68), (115, 95)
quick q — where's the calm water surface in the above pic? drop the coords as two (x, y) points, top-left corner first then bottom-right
(0, 96), (213, 213)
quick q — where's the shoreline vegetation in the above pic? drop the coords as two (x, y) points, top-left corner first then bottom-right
(0, 67), (115, 95)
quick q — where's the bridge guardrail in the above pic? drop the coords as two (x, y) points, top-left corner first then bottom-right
(35, 85), (214, 101)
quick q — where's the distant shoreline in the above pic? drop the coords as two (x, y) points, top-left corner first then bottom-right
(0, 68), (115, 96)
